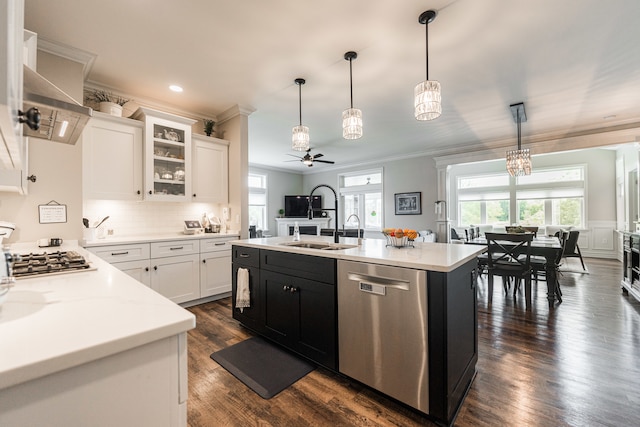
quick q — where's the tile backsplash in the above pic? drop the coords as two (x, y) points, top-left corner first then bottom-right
(83, 200), (222, 237)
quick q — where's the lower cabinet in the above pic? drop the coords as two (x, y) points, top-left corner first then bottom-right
(231, 246), (337, 369)
(151, 253), (200, 304)
(113, 259), (151, 287)
(87, 236), (234, 304)
(261, 269), (336, 369)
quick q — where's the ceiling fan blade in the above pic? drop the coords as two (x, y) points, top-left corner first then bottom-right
(286, 153), (302, 159)
(314, 159), (335, 164)
(313, 153), (324, 159)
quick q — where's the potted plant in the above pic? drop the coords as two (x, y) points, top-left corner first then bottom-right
(278, 208), (285, 218)
(87, 90), (130, 117)
(203, 119), (216, 137)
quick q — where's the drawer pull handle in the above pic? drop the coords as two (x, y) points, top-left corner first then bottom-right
(111, 251), (129, 256)
(170, 246), (184, 251)
(215, 242), (226, 246)
(239, 253), (250, 258)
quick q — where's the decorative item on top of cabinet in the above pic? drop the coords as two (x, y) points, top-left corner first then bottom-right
(192, 134), (229, 203)
(203, 119), (215, 137)
(82, 112), (144, 200)
(85, 89), (130, 117)
(132, 107), (196, 202)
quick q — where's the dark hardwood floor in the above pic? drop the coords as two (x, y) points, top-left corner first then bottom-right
(186, 257), (640, 426)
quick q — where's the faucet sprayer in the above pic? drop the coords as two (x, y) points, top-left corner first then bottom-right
(345, 214), (363, 246)
(309, 184), (339, 244)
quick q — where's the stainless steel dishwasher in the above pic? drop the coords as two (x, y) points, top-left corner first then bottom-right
(338, 259), (429, 413)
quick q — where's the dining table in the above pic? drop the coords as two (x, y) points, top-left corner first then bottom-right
(466, 235), (563, 307)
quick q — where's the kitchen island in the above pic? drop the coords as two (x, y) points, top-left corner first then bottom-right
(0, 242), (195, 426)
(231, 236), (484, 427)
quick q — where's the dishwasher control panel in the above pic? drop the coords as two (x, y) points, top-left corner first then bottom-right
(359, 281), (386, 296)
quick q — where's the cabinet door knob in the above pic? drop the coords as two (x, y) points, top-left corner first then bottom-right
(145, 267), (149, 272)
(290, 287), (298, 293)
(283, 285), (290, 291)
(202, 259), (206, 264)
(137, 190), (141, 195)
(148, 190), (153, 195)
(153, 265), (158, 271)
(193, 194), (197, 197)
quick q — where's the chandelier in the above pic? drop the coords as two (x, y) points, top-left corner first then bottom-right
(292, 78), (310, 152)
(506, 102), (531, 177)
(414, 10), (441, 121)
(343, 51), (362, 139)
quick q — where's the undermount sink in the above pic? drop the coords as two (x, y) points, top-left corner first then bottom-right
(280, 241), (358, 251)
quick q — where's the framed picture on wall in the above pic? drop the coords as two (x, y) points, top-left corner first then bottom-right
(395, 192), (422, 215)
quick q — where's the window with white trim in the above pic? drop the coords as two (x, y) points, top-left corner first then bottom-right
(248, 173), (267, 230)
(456, 166), (585, 228)
(339, 169), (383, 230)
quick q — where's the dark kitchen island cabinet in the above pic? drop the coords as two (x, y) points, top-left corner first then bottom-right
(232, 247), (337, 369)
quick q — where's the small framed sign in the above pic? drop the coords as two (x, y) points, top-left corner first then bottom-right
(38, 200), (68, 224)
(394, 192), (422, 215)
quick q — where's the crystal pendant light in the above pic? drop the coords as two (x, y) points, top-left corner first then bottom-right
(292, 78), (310, 152)
(506, 102), (532, 177)
(343, 51), (362, 139)
(415, 10), (441, 121)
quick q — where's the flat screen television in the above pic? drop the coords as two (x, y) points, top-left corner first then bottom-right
(284, 195), (322, 218)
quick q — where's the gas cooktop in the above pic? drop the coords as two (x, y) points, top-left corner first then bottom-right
(11, 250), (96, 279)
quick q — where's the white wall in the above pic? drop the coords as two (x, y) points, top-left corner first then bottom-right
(249, 165), (303, 234)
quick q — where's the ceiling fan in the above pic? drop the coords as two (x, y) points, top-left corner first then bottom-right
(286, 148), (335, 167)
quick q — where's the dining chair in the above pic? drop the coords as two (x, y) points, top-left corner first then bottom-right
(563, 230), (587, 271)
(485, 232), (534, 304)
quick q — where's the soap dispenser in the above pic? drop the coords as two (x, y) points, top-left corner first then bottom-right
(293, 221), (301, 241)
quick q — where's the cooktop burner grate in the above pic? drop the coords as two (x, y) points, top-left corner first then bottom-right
(11, 250), (95, 278)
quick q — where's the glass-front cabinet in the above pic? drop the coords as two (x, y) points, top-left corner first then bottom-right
(132, 107), (196, 201)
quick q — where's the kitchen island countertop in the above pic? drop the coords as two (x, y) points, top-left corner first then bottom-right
(231, 235), (485, 272)
(0, 241), (195, 391)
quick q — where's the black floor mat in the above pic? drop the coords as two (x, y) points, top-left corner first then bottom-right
(210, 336), (316, 399)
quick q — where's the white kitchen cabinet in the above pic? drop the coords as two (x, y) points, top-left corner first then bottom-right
(86, 242), (151, 286)
(200, 237), (233, 297)
(150, 240), (200, 303)
(192, 134), (229, 203)
(151, 253), (200, 304)
(0, 0), (24, 171)
(132, 107), (196, 202)
(113, 258), (151, 287)
(82, 112), (144, 200)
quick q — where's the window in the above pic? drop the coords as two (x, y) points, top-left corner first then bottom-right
(339, 169), (383, 230)
(248, 173), (267, 230)
(456, 166), (586, 228)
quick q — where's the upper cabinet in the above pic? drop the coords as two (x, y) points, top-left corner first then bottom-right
(82, 112), (143, 200)
(192, 134), (229, 204)
(132, 107), (196, 202)
(0, 0), (24, 171)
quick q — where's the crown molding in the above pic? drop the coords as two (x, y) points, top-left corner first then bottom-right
(36, 37), (97, 80)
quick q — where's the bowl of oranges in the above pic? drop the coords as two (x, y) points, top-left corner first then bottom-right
(382, 228), (418, 248)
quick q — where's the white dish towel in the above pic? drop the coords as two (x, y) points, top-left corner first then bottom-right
(236, 267), (250, 313)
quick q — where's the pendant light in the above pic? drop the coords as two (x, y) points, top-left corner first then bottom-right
(506, 102), (532, 177)
(343, 51), (362, 140)
(292, 78), (310, 152)
(414, 10), (441, 121)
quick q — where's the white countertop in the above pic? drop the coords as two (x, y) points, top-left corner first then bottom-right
(82, 231), (240, 247)
(232, 236), (485, 272)
(0, 241), (195, 390)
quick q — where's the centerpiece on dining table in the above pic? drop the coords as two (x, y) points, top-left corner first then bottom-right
(382, 228), (418, 248)
(506, 225), (528, 234)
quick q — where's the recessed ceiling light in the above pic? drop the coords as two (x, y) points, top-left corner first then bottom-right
(169, 85), (183, 93)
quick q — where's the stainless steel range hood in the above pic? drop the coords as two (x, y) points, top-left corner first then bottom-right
(22, 65), (92, 145)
